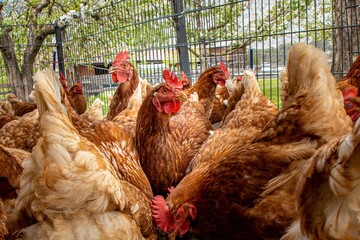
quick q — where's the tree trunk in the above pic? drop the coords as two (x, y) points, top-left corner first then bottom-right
(0, 28), (25, 99)
(333, 0), (360, 80)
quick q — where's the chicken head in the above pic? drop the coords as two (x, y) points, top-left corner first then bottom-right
(69, 82), (83, 94)
(109, 50), (133, 83)
(342, 85), (360, 122)
(213, 62), (230, 86)
(163, 69), (183, 89)
(152, 195), (197, 239)
(151, 84), (185, 114)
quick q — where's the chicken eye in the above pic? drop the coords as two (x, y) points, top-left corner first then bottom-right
(163, 88), (168, 93)
(175, 213), (181, 219)
(345, 102), (353, 109)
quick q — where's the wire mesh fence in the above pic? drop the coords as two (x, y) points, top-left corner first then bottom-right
(0, 0), (359, 112)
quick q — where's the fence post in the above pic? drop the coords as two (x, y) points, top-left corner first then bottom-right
(173, 0), (191, 77)
(55, 25), (65, 77)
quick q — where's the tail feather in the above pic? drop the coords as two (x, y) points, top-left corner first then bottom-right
(286, 43), (338, 99)
(34, 68), (67, 117)
(280, 67), (288, 104)
(242, 70), (260, 92)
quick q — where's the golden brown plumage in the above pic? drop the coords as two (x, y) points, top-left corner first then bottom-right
(151, 43), (352, 240)
(183, 63), (231, 118)
(68, 82), (87, 115)
(221, 75), (245, 121)
(188, 70), (278, 172)
(113, 80), (144, 134)
(0, 145), (28, 194)
(220, 71), (277, 130)
(106, 50), (140, 120)
(135, 81), (209, 197)
(0, 114), (19, 129)
(282, 118), (360, 240)
(336, 55), (360, 123)
(16, 68), (156, 239)
(0, 198), (8, 239)
(342, 54), (360, 88)
(0, 100), (12, 115)
(208, 86), (229, 125)
(0, 110), (38, 150)
(0, 145), (31, 238)
(6, 94), (37, 117)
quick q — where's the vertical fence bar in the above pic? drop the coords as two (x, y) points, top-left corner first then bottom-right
(173, 0), (190, 77)
(55, 25), (65, 77)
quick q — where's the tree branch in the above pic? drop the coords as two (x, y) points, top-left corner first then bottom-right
(34, 0), (51, 18)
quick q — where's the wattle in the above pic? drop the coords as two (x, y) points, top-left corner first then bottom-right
(163, 100), (181, 114)
(117, 73), (128, 83)
(111, 73), (119, 83)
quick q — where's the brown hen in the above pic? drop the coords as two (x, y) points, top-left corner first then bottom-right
(68, 82), (87, 115)
(337, 54), (360, 123)
(6, 94), (37, 117)
(16, 68), (157, 239)
(106, 50), (141, 120)
(151, 43), (352, 240)
(135, 74), (210, 197)
(282, 116), (360, 240)
(183, 62), (231, 118)
(0, 110), (38, 150)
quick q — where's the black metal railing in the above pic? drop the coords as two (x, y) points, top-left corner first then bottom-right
(0, 0), (359, 112)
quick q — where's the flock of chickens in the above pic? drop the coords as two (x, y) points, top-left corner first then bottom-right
(0, 43), (360, 240)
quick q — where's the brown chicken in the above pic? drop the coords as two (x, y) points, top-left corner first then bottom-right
(281, 118), (360, 240)
(0, 114), (19, 129)
(59, 72), (88, 115)
(0, 144), (33, 238)
(0, 110), (38, 150)
(113, 80), (144, 134)
(23, 98), (104, 152)
(183, 62), (231, 118)
(0, 100), (12, 115)
(68, 82), (87, 115)
(151, 43), (352, 240)
(6, 94), (37, 117)
(221, 75), (244, 122)
(0, 145), (28, 199)
(187, 70), (278, 172)
(337, 54), (360, 123)
(15, 68), (156, 239)
(106, 50), (142, 120)
(0, 198), (7, 239)
(180, 71), (192, 90)
(135, 71), (211, 197)
(208, 85), (230, 126)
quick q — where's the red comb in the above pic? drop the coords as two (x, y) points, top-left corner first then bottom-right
(113, 50), (130, 65)
(151, 195), (172, 232)
(236, 76), (243, 81)
(59, 71), (67, 89)
(218, 62), (230, 78)
(180, 72), (190, 85)
(163, 69), (183, 89)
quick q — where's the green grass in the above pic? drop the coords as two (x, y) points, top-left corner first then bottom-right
(257, 78), (282, 108)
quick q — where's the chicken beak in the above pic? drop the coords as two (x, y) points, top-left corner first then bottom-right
(175, 91), (187, 102)
(168, 229), (179, 240)
(109, 66), (119, 74)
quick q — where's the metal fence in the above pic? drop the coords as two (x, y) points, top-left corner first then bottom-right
(0, 0), (359, 111)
